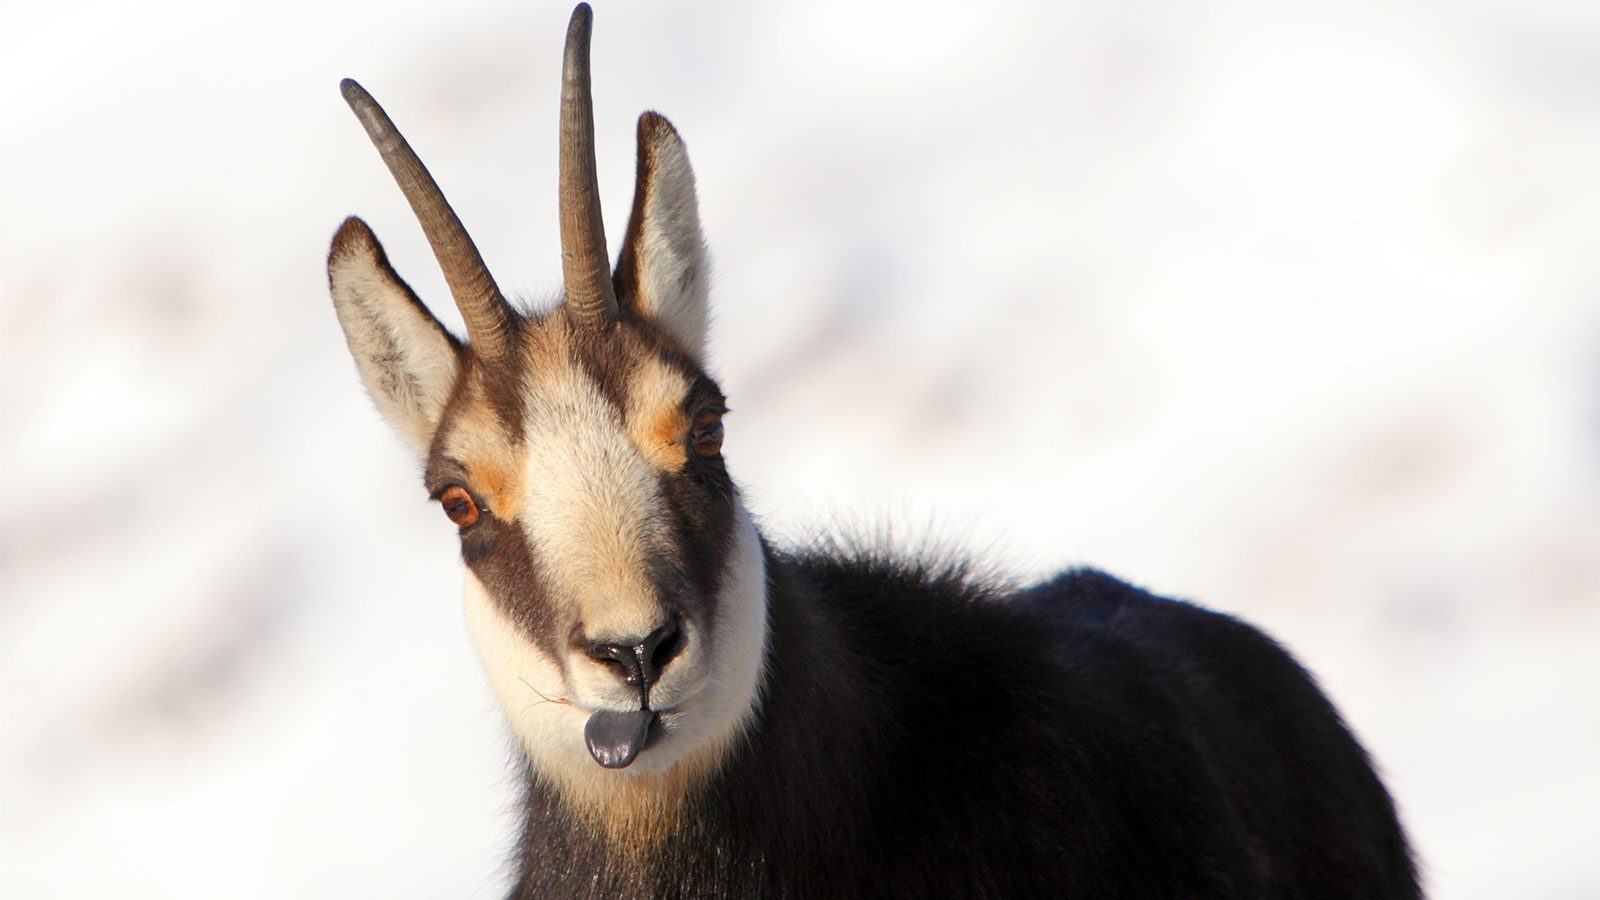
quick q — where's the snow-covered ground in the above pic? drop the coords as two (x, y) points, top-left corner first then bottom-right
(2, 1), (1596, 896)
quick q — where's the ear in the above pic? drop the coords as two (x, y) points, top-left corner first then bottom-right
(328, 216), (462, 457)
(614, 113), (711, 361)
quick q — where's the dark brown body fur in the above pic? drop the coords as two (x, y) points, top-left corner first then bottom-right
(508, 547), (1420, 899)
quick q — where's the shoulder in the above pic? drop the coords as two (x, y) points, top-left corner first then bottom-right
(1010, 567), (1290, 660)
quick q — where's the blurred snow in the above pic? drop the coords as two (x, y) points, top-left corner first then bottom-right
(2, 1), (1596, 897)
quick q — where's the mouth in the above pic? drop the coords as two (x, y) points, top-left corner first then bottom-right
(583, 708), (661, 768)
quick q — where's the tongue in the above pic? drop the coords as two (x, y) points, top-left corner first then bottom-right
(584, 709), (656, 769)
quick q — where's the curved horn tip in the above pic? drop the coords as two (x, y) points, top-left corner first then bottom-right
(569, 3), (593, 32)
(558, 0), (619, 326)
(339, 78), (375, 111)
(338, 78), (396, 144)
(564, 5), (594, 80)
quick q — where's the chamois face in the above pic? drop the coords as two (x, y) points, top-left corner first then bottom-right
(418, 300), (767, 788)
(327, 13), (768, 810)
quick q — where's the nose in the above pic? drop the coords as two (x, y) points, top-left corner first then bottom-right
(586, 619), (685, 705)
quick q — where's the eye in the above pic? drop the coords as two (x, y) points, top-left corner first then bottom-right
(438, 485), (481, 528)
(691, 411), (724, 457)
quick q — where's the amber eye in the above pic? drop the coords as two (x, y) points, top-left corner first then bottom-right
(692, 411), (725, 457)
(438, 485), (481, 528)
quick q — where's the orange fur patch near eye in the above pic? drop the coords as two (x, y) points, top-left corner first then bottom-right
(633, 405), (690, 470)
(466, 457), (523, 519)
(441, 386), (528, 521)
(625, 358), (694, 471)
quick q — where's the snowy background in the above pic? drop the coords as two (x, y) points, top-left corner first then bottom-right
(2, 0), (1597, 896)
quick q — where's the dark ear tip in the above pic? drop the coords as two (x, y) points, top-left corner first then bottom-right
(636, 112), (685, 165)
(329, 216), (381, 263)
(637, 111), (680, 141)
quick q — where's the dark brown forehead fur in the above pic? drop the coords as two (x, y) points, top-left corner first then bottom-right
(425, 302), (720, 482)
(566, 305), (720, 421)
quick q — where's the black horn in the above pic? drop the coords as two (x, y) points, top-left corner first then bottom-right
(558, 2), (620, 328)
(340, 78), (518, 360)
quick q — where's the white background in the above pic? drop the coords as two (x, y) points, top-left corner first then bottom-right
(2, 1), (1596, 896)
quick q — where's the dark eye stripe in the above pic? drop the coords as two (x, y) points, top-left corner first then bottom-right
(462, 514), (565, 660)
(658, 460), (736, 601)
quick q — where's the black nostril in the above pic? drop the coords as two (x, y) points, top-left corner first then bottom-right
(587, 619), (686, 694)
(588, 642), (640, 682)
(642, 619), (685, 680)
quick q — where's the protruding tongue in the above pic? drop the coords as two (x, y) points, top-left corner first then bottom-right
(584, 709), (656, 769)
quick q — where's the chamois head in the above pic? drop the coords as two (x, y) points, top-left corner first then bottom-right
(328, 4), (767, 808)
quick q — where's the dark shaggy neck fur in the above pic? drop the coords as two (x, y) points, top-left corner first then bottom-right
(508, 543), (1420, 899)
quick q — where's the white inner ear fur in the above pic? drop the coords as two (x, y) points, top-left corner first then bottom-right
(631, 126), (711, 361)
(329, 226), (459, 457)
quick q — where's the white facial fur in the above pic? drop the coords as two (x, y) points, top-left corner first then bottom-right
(466, 501), (768, 789)
(460, 347), (768, 806)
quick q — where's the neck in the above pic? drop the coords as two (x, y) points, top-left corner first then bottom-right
(507, 543), (888, 896)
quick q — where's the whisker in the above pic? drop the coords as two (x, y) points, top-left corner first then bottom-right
(518, 676), (572, 712)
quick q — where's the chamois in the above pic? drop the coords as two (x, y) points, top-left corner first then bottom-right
(327, 5), (1422, 898)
